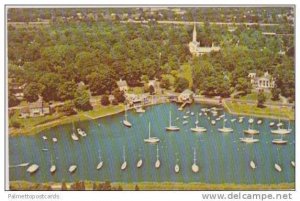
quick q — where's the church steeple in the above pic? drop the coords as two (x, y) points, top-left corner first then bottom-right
(193, 22), (197, 42)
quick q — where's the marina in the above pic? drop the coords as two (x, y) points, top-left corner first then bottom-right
(9, 103), (295, 184)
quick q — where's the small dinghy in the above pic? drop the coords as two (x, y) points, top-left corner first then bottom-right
(211, 120), (216, 125)
(257, 120), (262, 125)
(274, 163), (282, 172)
(250, 161), (256, 169)
(291, 161), (295, 167)
(174, 164), (180, 173)
(52, 138), (58, 143)
(42, 136), (47, 140)
(136, 159), (143, 168)
(269, 122), (275, 127)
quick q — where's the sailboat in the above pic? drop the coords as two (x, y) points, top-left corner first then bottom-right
(123, 106), (132, 127)
(243, 123), (259, 135)
(250, 161), (256, 169)
(137, 152), (143, 168)
(166, 111), (180, 131)
(52, 138), (58, 143)
(272, 134), (288, 144)
(42, 136), (47, 140)
(175, 160), (180, 173)
(192, 148), (199, 173)
(211, 120), (216, 125)
(190, 114), (207, 133)
(291, 161), (295, 167)
(257, 120), (262, 125)
(218, 115), (233, 133)
(50, 154), (56, 174)
(144, 122), (160, 143)
(239, 134), (259, 143)
(69, 165), (77, 173)
(274, 148), (282, 172)
(71, 122), (79, 141)
(271, 120), (292, 135)
(77, 128), (87, 137)
(248, 118), (254, 124)
(121, 146), (127, 170)
(96, 150), (103, 170)
(269, 122), (275, 127)
(155, 145), (161, 168)
(27, 164), (39, 174)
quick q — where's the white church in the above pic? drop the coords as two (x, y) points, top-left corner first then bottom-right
(189, 23), (221, 56)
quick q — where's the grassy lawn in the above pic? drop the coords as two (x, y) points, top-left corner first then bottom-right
(128, 87), (144, 94)
(225, 101), (294, 120)
(82, 104), (124, 118)
(9, 104), (125, 136)
(238, 92), (280, 104)
(180, 63), (193, 88)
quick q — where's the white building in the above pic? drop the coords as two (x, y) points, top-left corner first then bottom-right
(178, 89), (194, 102)
(116, 79), (128, 92)
(189, 23), (221, 56)
(248, 72), (275, 89)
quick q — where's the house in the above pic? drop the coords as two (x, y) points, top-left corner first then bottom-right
(116, 79), (128, 92)
(248, 72), (275, 89)
(189, 23), (221, 56)
(20, 98), (51, 118)
(178, 89), (194, 102)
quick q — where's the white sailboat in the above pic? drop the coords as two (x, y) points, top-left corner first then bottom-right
(52, 138), (58, 143)
(218, 116), (233, 133)
(166, 111), (180, 131)
(137, 152), (143, 168)
(121, 146), (127, 170)
(69, 165), (77, 173)
(291, 161), (295, 167)
(257, 120), (262, 125)
(96, 150), (103, 170)
(240, 134), (259, 143)
(50, 154), (56, 174)
(211, 120), (216, 125)
(269, 122), (275, 127)
(192, 148), (199, 173)
(271, 120), (292, 135)
(272, 134), (288, 145)
(123, 106), (132, 127)
(71, 122), (79, 141)
(155, 145), (161, 169)
(250, 161), (256, 169)
(275, 163), (282, 172)
(238, 118), (243, 123)
(243, 123), (259, 135)
(191, 112), (195, 116)
(183, 115), (189, 119)
(144, 122), (160, 143)
(248, 118), (254, 124)
(27, 164), (39, 174)
(42, 136), (47, 140)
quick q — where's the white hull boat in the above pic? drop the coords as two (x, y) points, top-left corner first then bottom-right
(183, 121), (188, 125)
(77, 128), (87, 137)
(191, 126), (207, 133)
(271, 129), (291, 135)
(183, 115), (189, 119)
(274, 163), (282, 172)
(121, 161), (127, 170)
(123, 120), (132, 127)
(250, 161), (256, 169)
(166, 111), (180, 131)
(257, 120), (262, 124)
(218, 127), (233, 133)
(50, 165), (56, 174)
(174, 164), (180, 173)
(211, 120), (216, 125)
(137, 159), (143, 168)
(71, 132), (79, 141)
(240, 137), (259, 143)
(69, 165), (77, 173)
(272, 139), (288, 144)
(27, 164), (39, 174)
(243, 129), (259, 135)
(192, 148), (199, 173)
(269, 122), (275, 127)
(42, 136), (47, 140)
(291, 161), (295, 167)
(144, 122), (160, 143)
(155, 145), (160, 168)
(97, 161), (103, 170)
(248, 118), (254, 124)
(52, 138), (58, 143)
(155, 160), (161, 168)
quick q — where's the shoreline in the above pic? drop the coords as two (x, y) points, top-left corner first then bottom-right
(9, 180), (295, 190)
(8, 99), (294, 137)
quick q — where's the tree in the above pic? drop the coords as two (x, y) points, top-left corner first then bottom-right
(59, 100), (77, 116)
(174, 77), (189, 93)
(112, 89), (125, 103)
(257, 91), (266, 108)
(101, 95), (110, 106)
(23, 82), (44, 102)
(149, 85), (155, 95)
(8, 91), (20, 107)
(74, 88), (92, 111)
(235, 77), (252, 95)
(57, 81), (77, 101)
(271, 88), (280, 101)
(160, 77), (171, 89)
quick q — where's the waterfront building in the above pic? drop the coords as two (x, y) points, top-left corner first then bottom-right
(189, 23), (221, 56)
(178, 89), (194, 102)
(248, 71), (275, 89)
(116, 79), (129, 92)
(20, 98), (51, 118)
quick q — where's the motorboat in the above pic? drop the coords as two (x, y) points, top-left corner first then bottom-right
(69, 165), (77, 173)
(77, 128), (87, 137)
(27, 164), (39, 174)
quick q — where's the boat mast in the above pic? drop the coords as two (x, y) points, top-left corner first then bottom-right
(169, 111), (172, 127)
(125, 106), (128, 121)
(149, 122), (151, 139)
(156, 145), (159, 160)
(123, 146), (126, 162)
(193, 148), (196, 165)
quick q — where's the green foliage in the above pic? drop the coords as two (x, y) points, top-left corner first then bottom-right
(160, 77), (171, 89)
(74, 88), (92, 111)
(101, 95), (110, 106)
(257, 91), (267, 108)
(149, 85), (155, 95)
(112, 89), (125, 103)
(58, 100), (77, 116)
(10, 120), (22, 128)
(8, 92), (20, 107)
(57, 81), (77, 101)
(111, 99), (119, 105)
(271, 88), (281, 101)
(174, 77), (189, 93)
(23, 82), (44, 102)
(235, 77), (252, 94)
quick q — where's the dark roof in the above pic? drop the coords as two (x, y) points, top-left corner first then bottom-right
(28, 100), (49, 109)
